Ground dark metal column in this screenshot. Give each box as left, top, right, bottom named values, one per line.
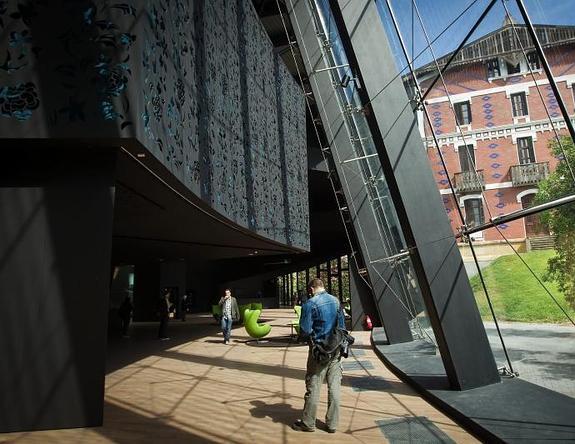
left=287, top=0, right=413, bottom=343
left=0, top=146, right=117, bottom=432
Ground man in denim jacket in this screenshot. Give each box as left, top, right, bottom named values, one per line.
left=293, top=278, right=345, bottom=434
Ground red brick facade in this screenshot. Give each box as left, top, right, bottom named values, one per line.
left=420, top=45, right=575, bottom=241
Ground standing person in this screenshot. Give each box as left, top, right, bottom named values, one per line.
left=118, top=294, right=133, bottom=338
left=181, top=293, right=188, bottom=322
left=218, top=288, right=239, bottom=344
left=293, top=278, right=345, bottom=434
left=157, top=288, right=172, bottom=341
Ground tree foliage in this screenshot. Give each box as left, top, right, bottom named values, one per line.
left=534, top=136, right=575, bottom=310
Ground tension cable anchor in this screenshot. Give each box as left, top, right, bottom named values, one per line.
left=498, top=366, right=519, bottom=378
left=410, top=90, right=426, bottom=111
left=370, top=249, right=412, bottom=266
left=456, top=225, right=470, bottom=241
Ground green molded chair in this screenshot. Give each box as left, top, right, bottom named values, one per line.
left=243, top=309, right=271, bottom=340
left=290, top=305, right=302, bottom=335
left=251, top=302, right=263, bottom=311
left=239, top=304, right=251, bottom=323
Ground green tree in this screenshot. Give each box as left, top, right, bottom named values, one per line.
left=534, top=136, right=575, bottom=310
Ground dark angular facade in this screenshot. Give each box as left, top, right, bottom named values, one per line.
left=0, top=0, right=308, bottom=433
left=0, top=0, right=309, bottom=249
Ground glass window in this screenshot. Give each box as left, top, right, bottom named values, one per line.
left=454, top=101, right=472, bottom=125
left=506, top=60, right=521, bottom=75
left=464, top=198, right=485, bottom=228
left=330, top=258, right=339, bottom=276
left=296, top=270, right=303, bottom=291
left=487, top=58, right=500, bottom=78
left=331, top=276, right=340, bottom=299
left=511, top=92, right=529, bottom=117
left=341, top=254, right=349, bottom=270
left=291, top=273, right=297, bottom=305
left=517, top=137, right=535, bottom=164
left=341, top=269, right=350, bottom=302
left=527, top=52, right=540, bottom=70
left=277, top=276, right=285, bottom=306
left=458, top=144, right=476, bottom=172
left=319, top=262, right=328, bottom=289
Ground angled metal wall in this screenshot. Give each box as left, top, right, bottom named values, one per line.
left=287, top=0, right=414, bottom=343
left=332, top=0, right=500, bottom=390
left=287, top=0, right=500, bottom=390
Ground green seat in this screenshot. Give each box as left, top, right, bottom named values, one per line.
left=243, top=309, right=271, bottom=339
left=290, top=305, right=302, bottom=335
left=239, top=304, right=251, bottom=323
left=212, top=304, right=222, bottom=322
left=251, top=302, right=263, bottom=311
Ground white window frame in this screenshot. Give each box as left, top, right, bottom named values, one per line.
left=453, top=99, right=473, bottom=131
left=506, top=87, right=531, bottom=123
left=515, top=136, right=538, bottom=164
left=460, top=195, right=485, bottom=240
left=516, top=188, right=539, bottom=203
left=511, top=130, right=537, bottom=144
left=488, top=56, right=543, bottom=82
left=456, top=142, right=477, bottom=173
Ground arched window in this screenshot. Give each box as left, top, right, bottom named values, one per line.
left=518, top=190, right=549, bottom=237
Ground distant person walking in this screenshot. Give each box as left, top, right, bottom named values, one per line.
left=218, top=288, right=239, bottom=344
left=157, top=288, right=173, bottom=340
left=181, top=293, right=188, bottom=322
left=293, top=278, right=345, bottom=434
left=118, top=295, right=133, bottom=338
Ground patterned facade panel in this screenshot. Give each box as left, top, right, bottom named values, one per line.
left=0, top=0, right=309, bottom=250
left=278, top=61, right=309, bottom=249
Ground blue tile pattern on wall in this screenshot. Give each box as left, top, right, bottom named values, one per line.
left=546, top=85, right=560, bottom=118
left=494, top=190, right=508, bottom=229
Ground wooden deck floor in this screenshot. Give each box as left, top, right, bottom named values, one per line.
left=1, top=309, right=476, bottom=443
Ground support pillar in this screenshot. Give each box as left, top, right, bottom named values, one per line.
left=0, top=146, right=117, bottom=432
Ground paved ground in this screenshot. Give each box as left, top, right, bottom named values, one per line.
left=1, top=310, right=475, bottom=443
left=484, top=321, right=575, bottom=398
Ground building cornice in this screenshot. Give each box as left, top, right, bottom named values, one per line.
left=423, top=117, right=575, bottom=148
left=425, top=73, right=575, bottom=104
left=415, top=23, right=575, bottom=75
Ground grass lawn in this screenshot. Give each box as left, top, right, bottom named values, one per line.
left=470, top=250, right=575, bottom=324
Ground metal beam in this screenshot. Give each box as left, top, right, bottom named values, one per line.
left=461, top=193, right=575, bottom=237
left=334, top=0, right=500, bottom=390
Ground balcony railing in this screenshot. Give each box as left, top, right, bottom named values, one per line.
left=454, top=170, right=485, bottom=192
left=510, top=162, right=550, bottom=186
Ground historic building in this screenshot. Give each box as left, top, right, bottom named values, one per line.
left=418, top=18, right=575, bottom=244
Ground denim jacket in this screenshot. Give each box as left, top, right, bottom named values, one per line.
left=300, top=291, right=345, bottom=342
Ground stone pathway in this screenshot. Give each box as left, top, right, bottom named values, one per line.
left=485, top=321, right=575, bottom=398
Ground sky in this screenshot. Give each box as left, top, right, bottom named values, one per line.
left=375, top=0, right=575, bottom=69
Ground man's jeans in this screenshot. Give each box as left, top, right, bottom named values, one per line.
left=221, top=316, right=232, bottom=341
left=302, top=350, right=342, bottom=430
